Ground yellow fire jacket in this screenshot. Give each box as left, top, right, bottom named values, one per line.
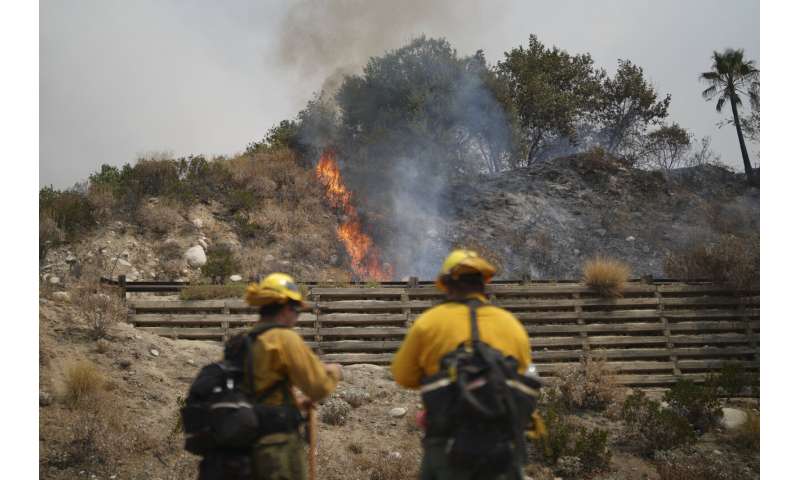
left=250, top=327, right=339, bottom=406
left=391, top=294, right=532, bottom=389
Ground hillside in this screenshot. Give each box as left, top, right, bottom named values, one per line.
left=40, top=150, right=758, bottom=286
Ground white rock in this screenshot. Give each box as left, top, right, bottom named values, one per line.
left=264, top=254, right=275, bottom=262
left=389, top=407, right=407, bottom=418
left=121, top=250, right=130, bottom=259
left=186, top=359, right=195, bottom=366
left=626, top=236, right=636, bottom=242
left=184, top=245, right=207, bottom=268
left=65, top=254, right=78, bottom=263
left=48, top=276, right=61, bottom=284
left=721, top=407, right=748, bottom=430
left=149, top=349, right=160, bottom=357
left=114, top=258, right=132, bottom=268
left=192, top=218, right=204, bottom=229
left=52, top=291, right=71, bottom=302
left=230, top=274, right=243, bottom=282
left=279, top=260, right=291, bottom=266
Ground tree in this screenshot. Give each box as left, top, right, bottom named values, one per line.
left=700, top=49, right=759, bottom=185
left=641, top=123, right=692, bottom=172
left=496, top=35, right=602, bottom=165
left=596, top=60, right=671, bottom=156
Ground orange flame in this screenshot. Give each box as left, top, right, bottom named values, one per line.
left=315, top=149, right=393, bottom=281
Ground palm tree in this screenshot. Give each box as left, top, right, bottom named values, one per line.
left=700, top=49, right=760, bottom=185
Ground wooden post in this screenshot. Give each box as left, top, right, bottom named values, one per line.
left=313, top=294, right=322, bottom=355
left=656, top=287, right=681, bottom=378
left=118, top=275, right=127, bottom=300
left=572, top=292, right=589, bottom=362
left=220, top=301, right=230, bottom=343
left=739, top=296, right=759, bottom=363
left=402, top=291, right=411, bottom=328
left=408, top=276, right=418, bottom=289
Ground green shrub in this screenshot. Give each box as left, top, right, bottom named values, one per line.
left=709, top=362, right=758, bottom=397
left=621, top=390, right=696, bottom=456
left=39, top=214, right=64, bottom=261
left=179, top=284, right=247, bottom=300
left=664, top=379, right=722, bottom=433
left=233, top=212, right=272, bottom=242
left=201, top=244, right=240, bottom=281
left=529, top=406, right=611, bottom=476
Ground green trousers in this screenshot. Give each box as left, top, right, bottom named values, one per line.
left=252, top=431, right=307, bottom=480
left=419, top=439, right=523, bottom=480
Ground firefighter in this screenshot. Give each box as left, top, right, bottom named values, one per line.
left=391, top=249, right=538, bottom=480
left=244, top=273, right=342, bottom=480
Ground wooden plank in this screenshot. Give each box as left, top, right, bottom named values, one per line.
left=662, top=309, right=758, bottom=319
left=317, top=327, right=408, bottom=338
left=533, top=346, right=759, bottom=362
left=319, top=353, right=394, bottom=364
left=573, top=292, right=588, bottom=360
left=310, top=287, right=407, bottom=297
left=318, top=340, right=401, bottom=352
left=668, top=320, right=755, bottom=332
left=129, top=314, right=315, bottom=327
left=613, top=373, right=710, bottom=386
left=313, top=294, right=322, bottom=355
left=129, top=299, right=226, bottom=310
left=669, top=333, right=757, bottom=345
left=656, top=287, right=681, bottom=376
left=137, top=326, right=316, bottom=339
left=677, top=359, right=759, bottom=370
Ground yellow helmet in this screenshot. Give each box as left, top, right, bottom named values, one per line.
left=435, top=249, right=496, bottom=291
left=245, top=273, right=307, bottom=308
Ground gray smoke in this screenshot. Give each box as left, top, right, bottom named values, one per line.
left=277, top=0, right=501, bottom=92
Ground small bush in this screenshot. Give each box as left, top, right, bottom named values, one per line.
left=63, top=360, right=106, bottom=407
left=709, top=362, right=757, bottom=397
left=529, top=406, right=611, bottom=475
left=664, top=234, right=759, bottom=290
left=731, top=409, right=759, bottom=453
left=201, top=244, right=240, bottom=281
left=70, top=282, right=127, bottom=339
left=39, top=186, right=96, bottom=240
left=39, top=214, right=65, bottom=262
left=664, top=379, right=722, bottom=433
left=135, top=201, right=185, bottom=235
left=156, top=238, right=183, bottom=261
left=179, top=284, right=247, bottom=300
left=547, top=358, right=620, bottom=412
left=339, top=388, right=371, bottom=408
left=319, top=398, right=351, bottom=426
left=582, top=257, right=630, bottom=298
left=621, top=390, right=696, bottom=456
left=654, top=449, right=740, bottom=480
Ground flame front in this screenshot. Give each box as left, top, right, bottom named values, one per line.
left=315, top=149, right=393, bottom=281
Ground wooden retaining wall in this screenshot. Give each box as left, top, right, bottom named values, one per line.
left=128, top=282, right=759, bottom=387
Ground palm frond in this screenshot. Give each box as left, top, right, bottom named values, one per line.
left=701, top=84, right=719, bottom=100
left=715, top=96, right=727, bottom=112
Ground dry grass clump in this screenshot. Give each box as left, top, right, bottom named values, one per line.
left=582, top=257, right=630, bottom=298
left=87, top=183, right=115, bottom=222
left=62, top=360, right=106, bottom=407
left=70, top=281, right=128, bottom=339
left=547, top=358, right=621, bottom=412
left=664, top=234, right=759, bottom=290
left=156, top=238, right=183, bottom=261
left=529, top=405, right=612, bottom=476
left=621, top=390, right=696, bottom=456
left=135, top=201, right=185, bottom=235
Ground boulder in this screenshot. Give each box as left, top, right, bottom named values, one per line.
left=184, top=245, right=207, bottom=268
left=721, top=407, right=748, bottom=430
left=48, top=276, right=60, bottom=285
left=149, top=348, right=160, bottom=357
left=192, top=218, right=204, bottom=229
left=230, top=274, right=243, bottom=282
left=198, top=238, right=209, bottom=249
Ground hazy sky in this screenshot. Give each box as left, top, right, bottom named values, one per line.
left=40, top=0, right=760, bottom=188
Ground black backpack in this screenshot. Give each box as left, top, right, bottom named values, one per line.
left=181, top=323, right=304, bottom=456
left=420, top=299, right=542, bottom=474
